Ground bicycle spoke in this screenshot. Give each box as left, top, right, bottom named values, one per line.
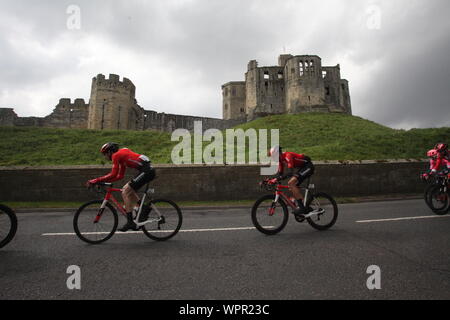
left=74, top=201, right=118, bottom=244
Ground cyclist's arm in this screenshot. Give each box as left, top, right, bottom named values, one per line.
left=430, top=157, right=442, bottom=173
left=90, top=160, right=124, bottom=183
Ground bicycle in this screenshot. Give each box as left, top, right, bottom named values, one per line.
left=73, top=182, right=183, bottom=244
left=251, top=178, right=338, bottom=235
left=423, top=171, right=449, bottom=215
left=0, top=204, right=18, bottom=249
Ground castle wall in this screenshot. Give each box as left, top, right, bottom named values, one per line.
left=245, top=65, right=285, bottom=120
left=0, top=108, right=17, bottom=126
left=285, top=55, right=326, bottom=113
left=222, top=82, right=246, bottom=120
left=340, top=80, right=352, bottom=114
left=42, top=98, right=89, bottom=129
left=245, top=60, right=259, bottom=114
left=143, top=110, right=244, bottom=133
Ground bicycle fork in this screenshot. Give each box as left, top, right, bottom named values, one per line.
left=93, top=199, right=109, bottom=223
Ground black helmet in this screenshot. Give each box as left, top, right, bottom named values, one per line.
left=100, top=142, right=119, bottom=154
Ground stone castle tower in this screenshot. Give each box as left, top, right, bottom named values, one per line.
left=88, top=74, right=143, bottom=130
left=222, top=54, right=352, bottom=121
left=0, top=73, right=243, bottom=132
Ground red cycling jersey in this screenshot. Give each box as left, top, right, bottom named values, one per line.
left=430, top=152, right=450, bottom=172
left=278, top=152, right=311, bottom=174
left=91, top=148, right=150, bottom=184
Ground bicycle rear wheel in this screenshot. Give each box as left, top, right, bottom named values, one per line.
left=306, top=192, right=338, bottom=230
left=0, top=204, right=17, bottom=249
left=426, top=185, right=449, bottom=215
left=73, top=200, right=118, bottom=244
left=251, top=195, right=289, bottom=235
left=142, top=199, right=182, bottom=241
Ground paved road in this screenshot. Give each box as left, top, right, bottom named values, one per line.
left=1, top=199, right=449, bottom=300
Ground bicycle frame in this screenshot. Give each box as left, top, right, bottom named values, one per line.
left=268, top=178, right=324, bottom=218
left=95, top=184, right=163, bottom=228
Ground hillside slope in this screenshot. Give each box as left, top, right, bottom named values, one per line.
left=1, top=113, right=449, bottom=166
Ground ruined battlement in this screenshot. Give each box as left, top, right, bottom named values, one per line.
left=92, top=74, right=136, bottom=91
left=1, top=53, right=352, bottom=133
left=224, top=53, right=352, bottom=120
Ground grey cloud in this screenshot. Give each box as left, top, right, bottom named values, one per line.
left=0, top=0, right=449, bottom=128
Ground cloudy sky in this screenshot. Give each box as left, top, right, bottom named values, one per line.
left=0, top=0, right=449, bottom=129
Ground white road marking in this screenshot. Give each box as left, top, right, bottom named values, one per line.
left=42, top=226, right=272, bottom=237
left=356, top=215, right=450, bottom=223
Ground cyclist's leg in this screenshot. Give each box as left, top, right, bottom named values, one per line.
left=126, top=167, right=156, bottom=209
left=288, top=176, right=303, bottom=204
left=293, top=163, right=315, bottom=211
left=122, top=183, right=140, bottom=213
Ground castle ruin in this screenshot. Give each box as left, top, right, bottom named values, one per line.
left=0, top=53, right=351, bottom=132
left=222, top=54, right=351, bottom=121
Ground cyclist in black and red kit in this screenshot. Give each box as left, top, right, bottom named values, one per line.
left=266, top=145, right=315, bottom=217
left=422, top=143, right=450, bottom=180
left=87, top=143, right=156, bottom=231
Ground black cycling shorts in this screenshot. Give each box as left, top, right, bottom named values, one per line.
left=293, top=162, right=315, bottom=186
left=129, top=165, right=156, bottom=191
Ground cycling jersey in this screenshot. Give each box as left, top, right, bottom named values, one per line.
left=430, top=151, right=450, bottom=173
left=277, top=152, right=311, bottom=174
left=92, top=148, right=151, bottom=183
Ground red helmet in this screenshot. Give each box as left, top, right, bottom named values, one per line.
left=427, top=149, right=438, bottom=158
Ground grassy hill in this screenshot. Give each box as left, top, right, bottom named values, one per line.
left=1, top=113, right=449, bottom=166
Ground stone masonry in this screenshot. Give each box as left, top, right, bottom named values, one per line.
left=0, top=74, right=243, bottom=133
left=222, top=54, right=352, bottom=121
left=0, top=53, right=352, bottom=132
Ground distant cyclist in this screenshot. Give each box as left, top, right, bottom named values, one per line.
left=422, top=143, right=450, bottom=180
left=87, top=143, right=156, bottom=231
left=266, top=145, right=315, bottom=217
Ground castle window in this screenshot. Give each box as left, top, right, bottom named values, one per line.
left=310, top=61, right=315, bottom=76
left=325, top=87, right=330, bottom=95
left=232, top=88, right=236, bottom=96
left=240, top=108, right=245, bottom=113
left=299, top=62, right=304, bottom=76
left=264, top=71, right=270, bottom=80
left=322, top=71, right=327, bottom=78
left=277, top=71, right=283, bottom=79
left=291, top=68, right=295, bottom=76
left=342, top=84, right=346, bottom=91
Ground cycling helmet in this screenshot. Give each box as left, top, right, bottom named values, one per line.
left=268, top=145, right=283, bottom=157
left=435, top=143, right=448, bottom=153
left=427, top=149, right=438, bottom=158
left=100, top=142, right=119, bottom=154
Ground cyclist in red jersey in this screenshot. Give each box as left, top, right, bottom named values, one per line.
left=87, top=143, right=156, bottom=231
left=422, top=143, right=450, bottom=180
left=267, top=145, right=315, bottom=217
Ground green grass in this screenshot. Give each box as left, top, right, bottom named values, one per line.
left=234, top=113, right=450, bottom=161
left=1, top=113, right=449, bottom=166
left=0, top=127, right=176, bottom=166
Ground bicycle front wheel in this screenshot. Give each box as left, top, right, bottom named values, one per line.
left=142, top=199, right=183, bottom=241
left=306, top=192, right=338, bottom=230
left=0, top=204, right=18, bottom=249
left=73, top=200, right=118, bottom=244
left=251, top=195, right=289, bottom=235
left=426, top=185, right=449, bottom=215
